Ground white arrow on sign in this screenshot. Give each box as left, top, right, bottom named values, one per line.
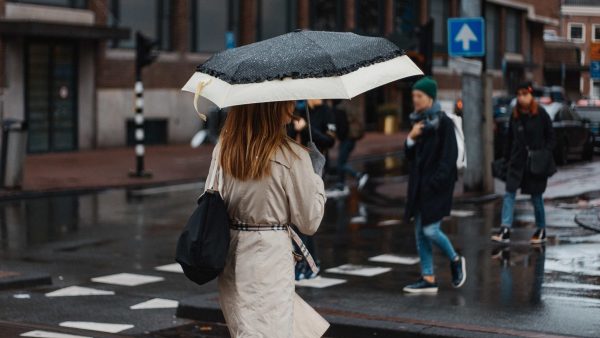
left=455, top=23, right=477, bottom=50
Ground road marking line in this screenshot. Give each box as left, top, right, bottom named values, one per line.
left=59, top=322, right=133, bottom=333
left=91, top=273, right=164, bottom=286
left=45, top=286, right=114, bottom=297
left=154, top=263, right=184, bottom=273
left=130, top=298, right=179, bottom=309
left=296, top=277, right=346, bottom=288
left=20, top=331, right=91, bottom=338
left=369, top=254, right=420, bottom=265
left=325, top=264, right=391, bottom=277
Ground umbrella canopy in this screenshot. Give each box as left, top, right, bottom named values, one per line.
left=182, top=30, right=423, bottom=109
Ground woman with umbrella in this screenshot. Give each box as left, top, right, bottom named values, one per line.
left=182, top=30, right=422, bottom=337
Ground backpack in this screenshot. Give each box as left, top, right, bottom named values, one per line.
left=445, top=112, right=467, bottom=170
left=175, top=164, right=230, bottom=286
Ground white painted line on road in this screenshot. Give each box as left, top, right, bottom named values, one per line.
left=377, top=219, right=402, bottom=226
left=325, top=264, right=391, bottom=277
left=130, top=298, right=179, bottom=309
left=59, top=322, right=133, bottom=333
left=450, top=210, right=476, bottom=217
left=350, top=216, right=367, bottom=224
left=13, top=293, right=30, bottom=299
left=91, top=273, right=164, bottom=286
left=369, top=254, right=420, bottom=265
left=21, top=330, right=91, bottom=338
left=295, top=277, right=346, bottom=288
left=543, top=282, right=600, bottom=291
left=45, top=286, right=115, bottom=297
left=129, top=182, right=204, bottom=196
left=155, top=263, right=184, bottom=273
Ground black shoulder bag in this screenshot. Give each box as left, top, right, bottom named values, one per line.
left=519, top=117, right=557, bottom=177
left=175, top=160, right=230, bottom=285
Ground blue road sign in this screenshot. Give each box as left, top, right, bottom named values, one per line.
left=592, top=61, right=600, bottom=80
left=448, top=17, right=485, bottom=57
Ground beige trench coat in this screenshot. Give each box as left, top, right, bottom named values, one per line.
left=205, top=141, right=329, bottom=338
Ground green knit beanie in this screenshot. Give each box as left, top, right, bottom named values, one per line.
left=412, top=76, right=437, bottom=100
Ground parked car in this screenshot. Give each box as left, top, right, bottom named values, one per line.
left=551, top=106, right=594, bottom=164
left=493, top=87, right=594, bottom=164
left=574, top=105, right=600, bottom=155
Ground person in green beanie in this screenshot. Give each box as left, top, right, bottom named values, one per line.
left=402, top=76, right=467, bottom=294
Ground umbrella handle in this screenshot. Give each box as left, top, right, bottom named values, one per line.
left=304, top=102, right=313, bottom=144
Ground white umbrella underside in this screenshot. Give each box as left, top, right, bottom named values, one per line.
left=182, top=55, right=423, bottom=109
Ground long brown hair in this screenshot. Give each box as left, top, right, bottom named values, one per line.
left=219, top=101, right=297, bottom=181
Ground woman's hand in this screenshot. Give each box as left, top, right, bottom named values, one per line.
left=294, top=118, right=307, bottom=131
left=408, top=121, right=425, bottom=139
left=307, top=142, right=326, bottom=176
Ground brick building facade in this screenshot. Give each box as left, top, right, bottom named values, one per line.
left=0, top=0, right=560, bottom=153
left=555, top=0, right=600, bottom=98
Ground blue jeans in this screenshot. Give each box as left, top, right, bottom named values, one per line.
left=337, top=139, right=359, bottom=183
left=501, top=192, right=546, bottom=228
left=415, top=214, right=458, bottom=276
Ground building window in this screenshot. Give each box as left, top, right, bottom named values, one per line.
left=593, top=24, right=600, bottom=42
left=257, top=0, right=296, bottom=40
left=568, top=23, right=585, bottom=42
left=7, top=0, right=87, bottom=8
left=392, top=0, right=419, bottom=36
left=310, top=0, right=344, bottom=31
left=190, top=0, right=238, bottom=52
left=504, top=8, right=521, bottom=53
left=485, top=4, right=500, bottom=69
left=108, top=0, right=171, bottom=50
left=428, top=0, right=449, bottom=66
left=355, top=0, right=383, bottom=36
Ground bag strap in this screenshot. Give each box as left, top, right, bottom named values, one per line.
left=207, top=148, right=224, bottom=192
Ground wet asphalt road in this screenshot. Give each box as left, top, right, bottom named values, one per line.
left=0, top=153, right=599, bottom=337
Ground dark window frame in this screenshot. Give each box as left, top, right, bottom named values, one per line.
left=190, top=0, right=238, bottom=53
left=354, top=0, right=385, bottom=36
left=256, top=0, right=296, bottom=41
left=108, top=0, right=172, bottom=51
left=309, top=0, right=345, bottom=31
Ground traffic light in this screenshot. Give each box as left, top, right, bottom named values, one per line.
left=135, top=32, right=158, bottom=77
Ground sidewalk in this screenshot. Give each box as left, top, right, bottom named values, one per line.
left=0, top=131, right=407, bottom=200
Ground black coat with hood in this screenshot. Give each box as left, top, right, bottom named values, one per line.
left=404, top=104, right=458, bottom=226
left=504, top=104, right=556, bottom=195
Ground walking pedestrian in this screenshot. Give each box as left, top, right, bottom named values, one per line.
left=491, top=82, right=556, bottom=245
left=402, top=77, right=467, bottom=294
left=287, top=99, right=336, bottom=280
left=333, top=99, right=369, bottom=192
left=207, top=101, right=329, bottom=337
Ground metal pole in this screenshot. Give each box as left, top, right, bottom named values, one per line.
left=461, top=0, right=485, bottom=192
left=304, top=102, right=313, bottom=144
left=129, top=67, right=152, bottom=178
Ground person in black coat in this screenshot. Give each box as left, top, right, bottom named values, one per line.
left=287, top=99, right=336, bottom=281
left=491, top=82, right=556, bottom=245
left=402, top=77, right=466, bottom=294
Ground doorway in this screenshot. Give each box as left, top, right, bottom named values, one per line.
left=25, top=41, right=78, bottom=153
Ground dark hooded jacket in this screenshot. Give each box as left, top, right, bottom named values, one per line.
left=404, top=103, right=458, bottom=225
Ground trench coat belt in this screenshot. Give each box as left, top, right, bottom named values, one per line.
left=230, top=221, right=318, bottom=274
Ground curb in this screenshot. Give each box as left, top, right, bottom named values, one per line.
left=574, top=209, right=600, bottom=233
left=176, top=294, right=573, bottom=338
left=0, top=271, right=52, bottom=290
left=0, top=177, right=203, bottom=202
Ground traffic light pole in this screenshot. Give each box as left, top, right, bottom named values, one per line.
left=460, top=0, right=486, bottom=192
left=130, top=67, right=151, bottom=178
left=129, top=32, right=157, bottom=178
